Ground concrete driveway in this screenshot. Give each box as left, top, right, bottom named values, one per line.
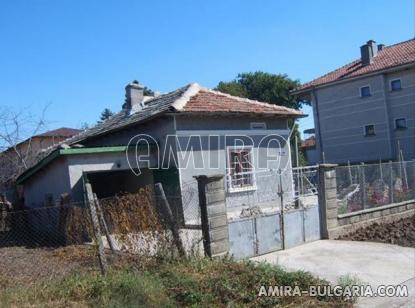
left=251, top=240, right=415, bottom=307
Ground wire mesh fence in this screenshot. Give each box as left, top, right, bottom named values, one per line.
left=0, top=202, right=93, bottom=247
left=336, top=161, right=415, bottom=214
left=0, top=185, right=203, bottom=259
left=292, top=166, right=319, bottom=208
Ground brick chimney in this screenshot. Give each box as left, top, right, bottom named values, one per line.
left=125, top=81, right=144, bottom=111
left=360, top=40, right=377, bottom=66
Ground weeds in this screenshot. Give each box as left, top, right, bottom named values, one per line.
left=0, top=257, right=350, bottom=307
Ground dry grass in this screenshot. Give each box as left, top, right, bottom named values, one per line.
left=0, top=255, right=351, bottom=307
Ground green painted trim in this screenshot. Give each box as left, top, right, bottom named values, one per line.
left=16, top=145, right=155, bottom=184
left=60, top=146, right=129, bottom=155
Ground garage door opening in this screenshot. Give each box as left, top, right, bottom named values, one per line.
left=86, top=168, right=154, bottom=199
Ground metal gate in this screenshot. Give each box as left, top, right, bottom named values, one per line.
left=227, top=166, right=320, bottom=259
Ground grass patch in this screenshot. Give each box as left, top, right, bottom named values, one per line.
left=1, top=269, right=173, bottom=307
left=1, top=257, right=350, bottom=307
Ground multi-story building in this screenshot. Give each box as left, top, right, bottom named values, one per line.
left=294, top=39, right=415, bottom=164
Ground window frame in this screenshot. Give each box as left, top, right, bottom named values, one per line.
left=250, top=122, right=267, bottom=130
left=363, top=124, right=376, bottom=137
left=390, top=79, right=402, bottom=91
left=359, top=85, right=371, bottom=98
left=394, top=117, right=407, bottom=130
left=226, top=145, right=257, bottom=193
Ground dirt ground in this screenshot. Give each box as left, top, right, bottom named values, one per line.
left=0, top=245, right=102, bottom=287
left=338, top=215, right=415, bottom=247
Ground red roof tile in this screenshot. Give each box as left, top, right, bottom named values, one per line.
left=182, top=89, right=303, bottom=117
left=301, top=136, right=316, bottom=148
left=297, top=39, right=415, bottom=92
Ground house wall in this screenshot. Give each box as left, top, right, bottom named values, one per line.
left=0, top=136, right=71, bottom=202
left=386, top=69, right=415, bottom=160
left=312, top=66, right=415, bottom=164
left=174, top=115, right=293, bottom=225
left=23, top=157, right=71, bottom=208
left=83, top=115, right=178, bottom=167
left=67, top=151, right=158, bottom=202
left=21, top=115, right=295, bottom=220
left=305, top=147, right=319, bottom=166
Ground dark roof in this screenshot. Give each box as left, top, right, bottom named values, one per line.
left=65, top=84, right=191, bottom=145
left=296, top=39, right=415, bottom=93
left=36, top=127, right=82, bottom=138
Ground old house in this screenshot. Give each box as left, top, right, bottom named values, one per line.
left=0, top=127, right=81, bottom=202
left=16, top=82, right=302, bottom=226
left=294, top=39, right=415, bottom=164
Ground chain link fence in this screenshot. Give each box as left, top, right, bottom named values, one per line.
left=336, top=161, right=415, bottom=214
left=0, top=185, right=203, bottom=260
left=0, top=201, right=94, bottom=247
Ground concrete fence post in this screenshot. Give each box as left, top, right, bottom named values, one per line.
left=194, top=174, right=229, bottom=257
left=318, top=164, right=338, bottom=239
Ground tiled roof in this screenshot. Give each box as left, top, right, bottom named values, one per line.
left=66, top=83, right=302, bottom=145
left=36, top=127, right=82, bottom=138
left=183, top=89, right=302, bottom=116
left=297, top=39, right=415, bottom=92
left=301, top=136, right=316, bottom=148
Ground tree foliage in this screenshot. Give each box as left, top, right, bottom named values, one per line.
left=99, top=108, right=114, bottom=123
left=216, top=71, right=309, bottom=166
left=216, top=71, right=308, bottom=110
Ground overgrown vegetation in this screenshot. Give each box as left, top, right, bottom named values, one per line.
left=0, top=255, right=350, bottom=307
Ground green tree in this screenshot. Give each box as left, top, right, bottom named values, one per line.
left=290, top=123, right=308, bottom=167
left=216, top=71, right=308, bottom=110
left=216, top=71, right=309, bottom=166
left=98, top=108, right=114, bottom=123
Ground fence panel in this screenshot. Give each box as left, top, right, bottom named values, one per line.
left=336, top=161, right=415, bottom=214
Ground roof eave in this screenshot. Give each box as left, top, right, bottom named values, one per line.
left=16, top=145, right=157, bottom=185
left=172, top=111, right=305, bottom=118
left=292, top=61, right=415, bottom=95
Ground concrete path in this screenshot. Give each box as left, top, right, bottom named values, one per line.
left=251, top=240, right=415, bottom=307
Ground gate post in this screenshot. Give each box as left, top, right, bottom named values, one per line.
left=194, top=174, right=229, bottom=257
left=318, top=164, right=338, bottom=239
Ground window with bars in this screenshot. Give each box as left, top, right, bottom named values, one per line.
left=227, top=147, right=255, bottom=190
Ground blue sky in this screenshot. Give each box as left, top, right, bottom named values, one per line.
left=0, top=0, right=413, bottom=138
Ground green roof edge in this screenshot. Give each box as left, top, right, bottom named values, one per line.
left=16, top=145, right=152, bottom=184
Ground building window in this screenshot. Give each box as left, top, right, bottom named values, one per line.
left=364, top=125, right=376, bottom=136
left=395, top=118, right=407, bottom=130
left=250, top=122, right=267, bottom=130
left=390, top=79, right=402, bottom=91
left=227, top=147, right=255, bottom=190
left=360, top=86, right=371, bottom=97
